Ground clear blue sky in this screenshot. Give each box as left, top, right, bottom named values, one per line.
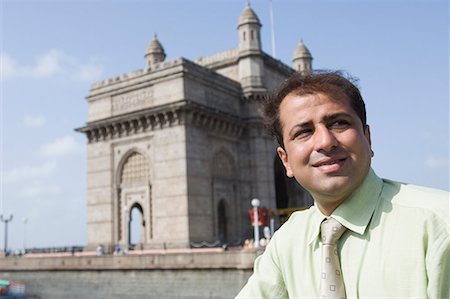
left=1, top=0, right=448, bottom=250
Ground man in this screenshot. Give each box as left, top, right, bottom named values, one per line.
left=236, top=72, right=449, bottom=298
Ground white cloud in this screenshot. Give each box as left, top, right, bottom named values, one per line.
left=23, top=114, right=46, bottom=127
left=1, top=50, right=103, bottom=82
left=20, top=181, right=63, bottom=198
left=76, top=64, right=104, bottom=82
left=1, top=53, right=17, bottom=80
left=1, top=50, right=63, bottom=79
left=2, top=161, right=57, bottom=184
left=29, top=50, right=63, bottom=78
left=39, top=135, right=83, bottom=157
left=424, top=155, right=449, bottom=169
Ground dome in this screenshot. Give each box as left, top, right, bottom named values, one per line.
left=145, top=34, right=166, bottom=66
left=146, top=34, right=165, bottom=56
left=293, top=40, right=312, bottom=60
left=238, top=3, right=261, bottom=27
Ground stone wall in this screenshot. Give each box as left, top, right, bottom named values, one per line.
left=0, top=249, right=258, bottom=299
left=1, top=269, right=252, bottom=299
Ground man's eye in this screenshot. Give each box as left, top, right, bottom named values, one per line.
left=331, top=120, right=350, bottom=128
left=293, top=129, right=312, bottom=139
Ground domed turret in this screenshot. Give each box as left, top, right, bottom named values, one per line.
left=145, top=34, right=166, bottom=68
left=237, top=2, right=262, bottom=52
left=236, top=2, right=266, bottom=97
left=292, top=40, right=313, bottom=74
left=238, top=2, right=261, bottom=26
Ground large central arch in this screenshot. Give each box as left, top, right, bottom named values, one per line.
left=273, top=155, right=314, bottom=210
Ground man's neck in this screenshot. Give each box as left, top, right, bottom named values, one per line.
left=314, top=198, right=346, bottom=216
left=312, top=169, right=375, bottom=216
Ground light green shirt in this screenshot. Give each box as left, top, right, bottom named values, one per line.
left=236, top=169, right=449, bottom=299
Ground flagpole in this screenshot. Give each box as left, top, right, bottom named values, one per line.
left=269, top=0, right=277, bottom=58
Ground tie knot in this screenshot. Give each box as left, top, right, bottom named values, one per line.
left=321, top=217, right=346, bottom=245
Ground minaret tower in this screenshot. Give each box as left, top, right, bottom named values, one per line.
left=237, top=2, right=262, bottom=52
left=144, top=34, right=166, bottom=68
left=292, top=40, right=313, bottom=74
left=237, top=2, right=266, bottom=96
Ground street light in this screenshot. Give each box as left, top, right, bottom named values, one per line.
left=251, top=198, right=260, bottom=248
left=22, top=217, right=28, bottom=253
left=0, top=214, right=13, bottom=256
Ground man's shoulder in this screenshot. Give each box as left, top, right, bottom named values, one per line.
left=274, top=206, right=316, bottom=234
left=269, top=206, right=318, bottom=251
left=381, top=178, right=449, bottom=222
left=285, top=206, right=316, bottom=223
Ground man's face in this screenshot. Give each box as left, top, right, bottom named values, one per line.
left=277, top=92, right=372, bottom=212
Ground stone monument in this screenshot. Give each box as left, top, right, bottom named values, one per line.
left=76, top=3, right=314, bottom=251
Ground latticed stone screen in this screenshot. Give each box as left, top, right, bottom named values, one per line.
left=213, top=152, right=235, bottom=178
left=120, top=152, right=150, bottom=184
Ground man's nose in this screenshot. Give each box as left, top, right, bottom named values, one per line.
left=313, top=126, right=338, bottom=152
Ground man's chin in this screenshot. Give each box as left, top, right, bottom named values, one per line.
left=309, top=176, right=353, bottom=197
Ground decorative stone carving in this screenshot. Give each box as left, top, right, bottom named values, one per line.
left=112, top=87, right=154, bottom=115
left=120, top=152, right=150, bottom=185
left=77, top=101, right=244, bottom=143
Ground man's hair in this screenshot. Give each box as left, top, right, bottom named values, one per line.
left=263, top=71, right=367, bottom=148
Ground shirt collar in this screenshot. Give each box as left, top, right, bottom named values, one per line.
left=332, top=168, right=383, bottom=235
left=307, top=205, right=326, bottom=246
left=308, top=168, right=383, bottom=245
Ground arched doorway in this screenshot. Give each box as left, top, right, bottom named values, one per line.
left=273, top=154, right=314, bottom=210
left=129, top=203, right=144, bottom=246
left=212, top=149, right=236, bottom=242
left=217, top=200, right=227, bottom=243
left=117, top=151, right=151, bottom=248
left=274, top=155, right=289, bottom=209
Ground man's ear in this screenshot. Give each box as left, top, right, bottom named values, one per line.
left=277, top=146, right=294, bottom=178
left=364, top=125, right=374, bottom=157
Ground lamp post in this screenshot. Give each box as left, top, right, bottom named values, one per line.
left=251, top=198, right=260, bottom=248
left=22, top=217, right=28, bottom=253
left=0, top=214, right=13, bottom=256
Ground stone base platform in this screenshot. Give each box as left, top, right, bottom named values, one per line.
left=0, top=248, right=260, bottom=299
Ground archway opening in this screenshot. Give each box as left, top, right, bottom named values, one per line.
left=273, top=155, right=314, bottom=213
left=274, top=155, right=289, bottom=209
left=212, top=149, right=235, bottom=242
left=118, top=151, right=150, bottom=246
left=129, top=204, right=144, bottom=246
left=217, top=200, right=227, bottom=243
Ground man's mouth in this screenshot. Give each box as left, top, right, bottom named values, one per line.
left=313, top=157, right=347, bottom=168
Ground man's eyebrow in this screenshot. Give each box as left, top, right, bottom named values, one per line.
left=323, top=112, right=353, bottom=122
left=286, top=112, right=354, bottom=136
left=287, top=121, right=311, bottom=137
